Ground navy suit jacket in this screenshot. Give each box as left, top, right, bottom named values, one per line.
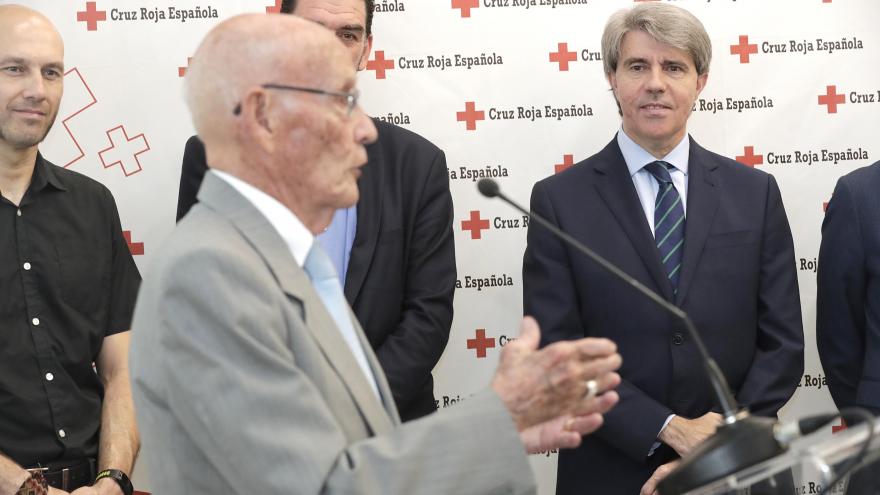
left=817, top=161, right=880, bottom=414
left=176, top=120, right=456, bottom=421
left=523, top=136, right=804, bottom=494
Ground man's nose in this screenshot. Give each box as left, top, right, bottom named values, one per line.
left=353, top=106, right=378, bottom=145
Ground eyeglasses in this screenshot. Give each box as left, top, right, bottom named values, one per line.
left=233, top=83, right=359, bottom=117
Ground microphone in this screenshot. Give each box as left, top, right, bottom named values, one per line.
left=477, top=178, right=786, bottom=494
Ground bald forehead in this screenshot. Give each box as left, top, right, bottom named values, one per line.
left=0, top=4, right=62, bottom=36
left=199, top=14, right=346, bottom=81
left=0, top=5, right=64, bottom=64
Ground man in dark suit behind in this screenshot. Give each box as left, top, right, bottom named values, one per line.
left=817, top=161, right=880, bottom=494
left=176, top=0, right=454, bottom=422
left=817, top=161, right=880, bottom=415
left=522, top=4, right=804, bottom=493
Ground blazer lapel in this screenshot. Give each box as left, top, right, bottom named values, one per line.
left=592, top=139, right=674, bottom=301
left=198, top=172, right=394, bottom=435
left=353, top=315, right=401, bottom=425
left=674, top=138, right=720, bottom=306
left=198, top=173, right=311, bottom=303
left=344, top=126, right=384, bottom=305
left=298, top=292, right=395, bottom=435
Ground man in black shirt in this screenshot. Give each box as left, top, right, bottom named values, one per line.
left=0, top=5, right=141, bottom=495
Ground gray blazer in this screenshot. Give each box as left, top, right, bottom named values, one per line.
left=130, top=172, right=534, bottom=494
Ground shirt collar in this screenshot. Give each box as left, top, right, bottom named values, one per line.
left=617, top=128, right=690, bottom=177
left=29, top=152, right=68, bottom=193
left=212, top=170, right=313, bottom=267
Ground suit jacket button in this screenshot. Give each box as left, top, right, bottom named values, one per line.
left=672, top=333, right=684, bottom=345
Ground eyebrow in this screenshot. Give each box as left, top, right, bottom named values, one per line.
left=621, top=57, right=649, bottom=66
left=337, top=24, right=365, bottom=33
left=622, top=57, right=688, bottom=67
left=0, top=56, right=64, bottom=71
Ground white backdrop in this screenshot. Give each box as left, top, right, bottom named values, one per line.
left=11, top=0, right=880, bottom=493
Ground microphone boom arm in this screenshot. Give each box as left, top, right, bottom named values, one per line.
left=492, top=184, right=739, bottom=422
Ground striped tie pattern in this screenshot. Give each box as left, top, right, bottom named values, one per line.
left=644, top=161, right=685, bottom=291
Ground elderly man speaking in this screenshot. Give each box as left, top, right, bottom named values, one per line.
left=129, top=13, right=622, bottom=495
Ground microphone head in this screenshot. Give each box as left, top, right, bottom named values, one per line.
left=477, top=179, right=500, bottom=198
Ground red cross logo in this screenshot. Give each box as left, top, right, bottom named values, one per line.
left=123, top=231, right=145, bottom=256
left=549, top=43, right=578, bottom=71
left=456, top=101, right=485, bottom=131
left=818, top=85, right=846, bottom=114
left=467, top=329, right=496, bottom=358
left=730, top=35, right=758, bottom=64
left=178, top=57, right=193, bottom=78
left=366, top=51, right=395, bottom=80
left=77, top=2, right=107, bottom=31
left=831, top=418, right=847, bottom=434
left=266, top=0, right=283, bottom=12
left=555, top=154, right=574, bottom=174
left=98, top=125, right=150, bottom=177
left=461, top=210, right=490, bottom=239
left=58, top=68, right=98, bottom=169
left=452, top=0, right=479, bottom=18
left=735, top=146, right=763, bottom=168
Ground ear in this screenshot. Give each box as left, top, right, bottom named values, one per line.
left=238, top=88, right=275, bottom=153
left=357, top=34, right=374, bottom=72
left=695, top=71, right=708, bottom=96
left=606, top=71, right=618, bottom=97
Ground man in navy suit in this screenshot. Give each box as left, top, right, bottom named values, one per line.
left=818, top=162, right=880, bottom=414
left=817, top=161, right=880, bottom=495
left=522, top=4, right=804, bottom=493
left=176, top=0, right=455, bottom=422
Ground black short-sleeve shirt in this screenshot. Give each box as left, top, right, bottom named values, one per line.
left=0, top=154, right=141, bottom=466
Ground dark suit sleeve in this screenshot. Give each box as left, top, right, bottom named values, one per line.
left=176, top=136, right=208, bottom=222
left=373, top=150, right=455, bottom=413
left=817, top=177, right=866, bottom=410
left=733, top=175, right=804, bottom=416
left=523, top=180, right=672, bottom=462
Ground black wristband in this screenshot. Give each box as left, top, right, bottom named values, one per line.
left=95, top=469, right=133, bottom=495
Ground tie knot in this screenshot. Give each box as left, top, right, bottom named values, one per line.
left=644, top=161, right=674, bottom=185
left=303, top=243, right=338, bottom=282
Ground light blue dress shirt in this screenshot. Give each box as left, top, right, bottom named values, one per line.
left=317, top=205, right=357, bottom=286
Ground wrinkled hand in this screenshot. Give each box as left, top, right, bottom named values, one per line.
left=491, top=316, right=621, bottom=432
left=71, top=478, right=122, bottom=495
left=521, top=388, right=619, bottom=453
left=659, top=412, right=722, bottom=456
left=48, top=487, right=71, bottom=495
left=640, top=460, right=681, bottom=495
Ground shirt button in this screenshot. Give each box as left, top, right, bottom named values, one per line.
left=45, top=372, right=54, bottom=381
left=32, top=317, right=40, bottom=326
left=58, top=429, right=66, bottom=438
left=23, top=262, right=32, bottom=270
left=16, top=209, right=21, bottom=217
left=672, top=332, right=684, bottom=345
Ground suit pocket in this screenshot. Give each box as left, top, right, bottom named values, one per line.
left=705, top=230, right=755, bottom=249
